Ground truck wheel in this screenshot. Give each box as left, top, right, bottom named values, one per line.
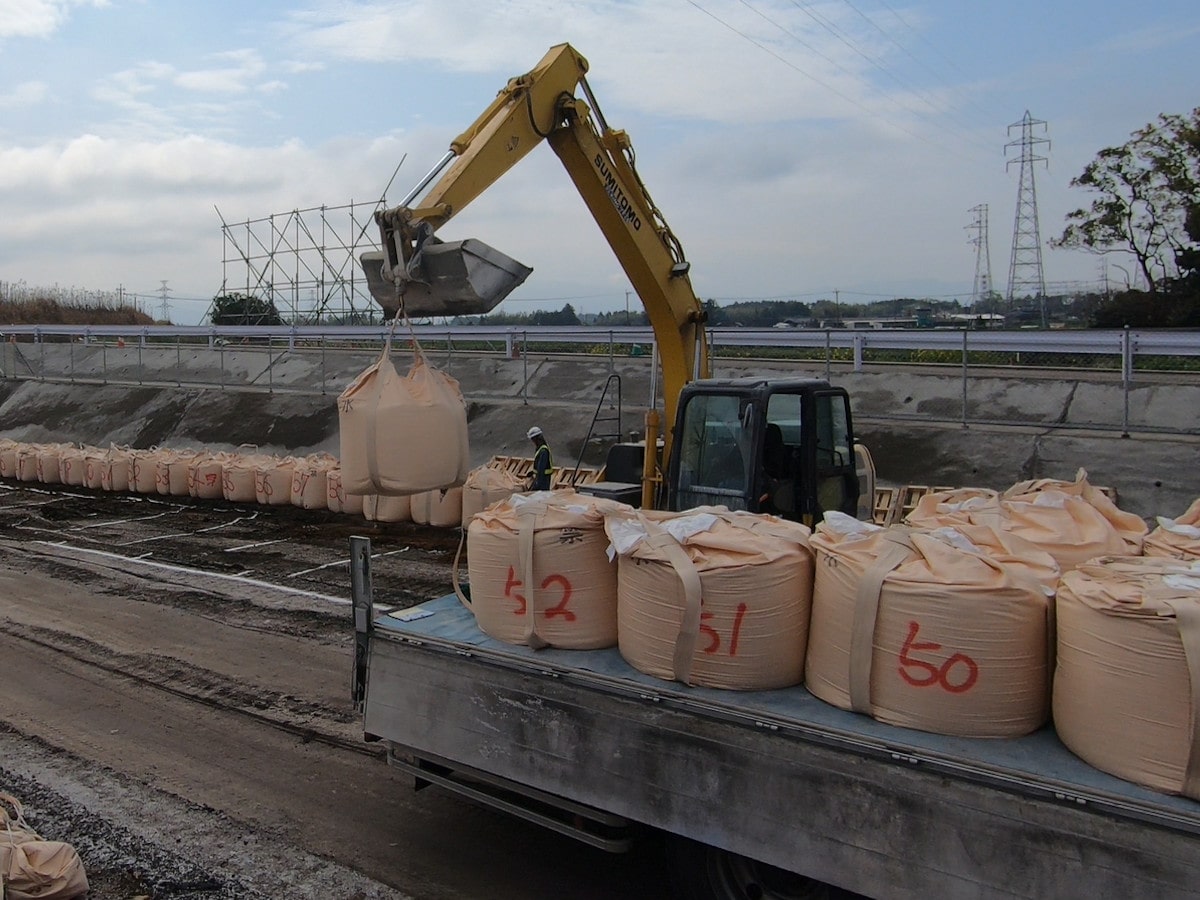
left=665, top=837, right=831, bottom=900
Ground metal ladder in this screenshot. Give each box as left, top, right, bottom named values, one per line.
left=569, top=374, right=622, bottom=486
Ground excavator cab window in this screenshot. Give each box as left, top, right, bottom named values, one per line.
left=813, top=391, right=857, bottom=518
left=673, top=393, right=752, bottom=511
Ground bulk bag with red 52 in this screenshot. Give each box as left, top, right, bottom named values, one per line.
left=805, top=513, right=1059, bottom=738
left=462, top=490, right=620, bottom=649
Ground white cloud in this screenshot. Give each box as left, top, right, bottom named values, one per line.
left=0, top=80, right=49, bottom=109
left=283, top=0, right=911, bottom=126
left=0, top=0, right=108, bottom=39
left=173, top=49, right=268, bottom=95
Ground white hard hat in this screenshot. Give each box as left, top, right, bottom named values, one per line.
left=527, top=426, right=543, bottom=439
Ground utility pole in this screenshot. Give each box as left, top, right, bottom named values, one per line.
left=1005, top=111, right=1050, bottom=327
left=966, top=204, right=993, bottom=312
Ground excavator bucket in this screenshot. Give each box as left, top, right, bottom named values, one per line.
left=360, top=238, right=533, bottom=319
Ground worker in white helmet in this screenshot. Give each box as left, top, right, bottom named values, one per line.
left=526, top=426, right=553, bottom=491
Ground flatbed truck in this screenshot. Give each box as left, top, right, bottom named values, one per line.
left=350, top=542, right=1200, bottom=900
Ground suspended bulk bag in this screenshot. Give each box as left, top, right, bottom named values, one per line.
left=461, top=465, right=526, bottom=526
left=100, top=446, right=132, bottom=493
left=363, top=493, right=411, bottom=523
left=1145, top=498, right=1200, bottom=561
left=1054, top=556, right=1200, bottom=799
left=222, top=455, right=261, bottom=503
left=58, top=446, right=88, bottom=486
left=608, top=508, right=815, bottom=689
left=413, top=487, right=463, bottom=528
left=37, top=445, right=64, bottom=484
left=188, top=453, right=225, bottom=500
left=465, top=491, right=619, bottom=649
left=0, top=440, right=18, bottom=478
left=255, top=457, right=295, bottom=506
left=805, top=513, right=1058, bottom=738
left=337, top=341, right=469, bottom=496
left=129, top=449, right=160, bottom=493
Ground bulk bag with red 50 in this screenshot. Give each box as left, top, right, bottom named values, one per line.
left=462, top=490, right=621, bottom=649
left=607, top=508, right=815, bottom=691
left=805, top=513, right=1059, bottom=738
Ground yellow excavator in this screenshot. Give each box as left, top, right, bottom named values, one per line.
left=361, top=43, right=869, bottom=525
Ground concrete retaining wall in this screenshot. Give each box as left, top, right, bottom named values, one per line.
left=1, top=343, right=1196, bottom=521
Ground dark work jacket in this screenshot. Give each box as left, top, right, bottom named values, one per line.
left=531, top=443, right=553, bottom=491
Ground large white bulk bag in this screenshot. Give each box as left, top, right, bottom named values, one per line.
left=998, top=468, right=1147, bottom=566
left=326, top=468, right=365, bottom=516
left=608, top=508, right=815, bottom=689
left=58, top=446, right=88, bottom=486
left=1054, top=556, right=1200, bottom=800
left=83, top=449, right=107, bottom=490
left=255, top=457, right=295, bottom=506
left=905, top=488, right=1002, bottom=529
left=158, top=450, right=195, bottom=496
left=466, top=491, right=619, bottom=649
left=37, top=445, right=64, bottom=484
left=16, top=445, right=41, bottom=482
left=805, top=513, right=1059, bottom=738
left=129, top=449, right=160, bottom=493
left=100, top=446, right=132, bottom=493
left=337, top=343, right=469, bottom=496
left=291, top=454, right=335, bottom=510
left=188, top=453, right=225, bottom=500
left=0, top=440, right=19, bottom=479
left=222, top=455, right=261, bottom=503
left=412, top=487, right=463, bottom=528
left=1145, top=499, right=1200, bottom=561
left=461, top=465, right=526, bottom=526
left=363, top=493, right=411, bottom=523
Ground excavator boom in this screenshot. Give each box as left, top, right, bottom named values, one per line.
left=362, top=43, right=709, bottom=470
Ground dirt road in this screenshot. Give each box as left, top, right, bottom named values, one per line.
left=0, top=481, right=670, bottom=898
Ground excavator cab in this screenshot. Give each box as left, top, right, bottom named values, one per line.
left=666, top=379, right=860, bottom=526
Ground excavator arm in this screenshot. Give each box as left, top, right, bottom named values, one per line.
left=364, top=43, right=710, bottom=486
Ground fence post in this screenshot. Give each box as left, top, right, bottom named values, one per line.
left=961, top=329, right=969, bottom=428
left=1121, top=326, right=1132, bottom=438
left=320, top=336, right=327, bottom=395
left=522, top=331, right=528, bottom=405
left=824, top=330, right=832, bottom=382
left=852, top=334, right=864, bottom=372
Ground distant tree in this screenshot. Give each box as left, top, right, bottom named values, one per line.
left=210, top=293, right=283, bottom=326
left=1055, top=108, right=1200, bottom=294
left=530, top=303, right=581, bottom=327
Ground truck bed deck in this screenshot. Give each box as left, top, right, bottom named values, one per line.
left=365, top=594, right=1200, bottom=898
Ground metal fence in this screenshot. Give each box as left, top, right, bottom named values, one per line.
left=2, top=324, right=1198, bottom=436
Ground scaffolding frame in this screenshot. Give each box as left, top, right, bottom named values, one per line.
left=214, top=200, right=385, bottom=324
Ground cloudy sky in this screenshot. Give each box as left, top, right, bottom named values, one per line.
left=1, top=0, right=1196, bottom=324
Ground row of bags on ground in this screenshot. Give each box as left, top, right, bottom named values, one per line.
left=457, top=477, right=1200, bottom=802
left=0, top=438, right=531, bottom=528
